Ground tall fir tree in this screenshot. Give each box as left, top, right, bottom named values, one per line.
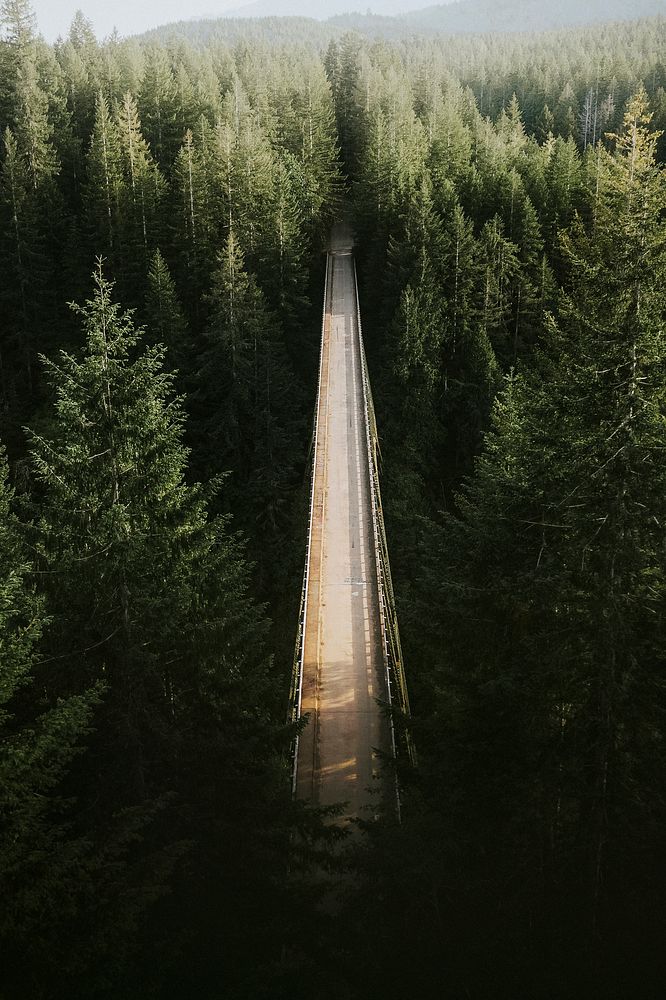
left=84, top=91, right=122, bottom=257
left=26, top=262, right=295, bottom=996
left=414, top=85, right=666, bottom=994
left=0, top=443, right=101, bottom=999
left=29, top=261, right=270, bottom=805
left=114, top=91, right=166, bottom=304
left=144, top=247, right=190, bottom=371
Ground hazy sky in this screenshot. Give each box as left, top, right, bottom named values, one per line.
left=28, top=0, right=443, bottom=41
left=30, top=1, right=247, bottom=41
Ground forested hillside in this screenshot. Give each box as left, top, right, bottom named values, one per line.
left=222, top=0, right=435, bottom=18
left=1, top=1, right=665, bottom=998
left=401, top=0, right=665, bottom=34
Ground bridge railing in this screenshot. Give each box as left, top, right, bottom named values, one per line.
left=289, top=251, right=330, bottom=795
left=354, top=261, right=415, bottom=768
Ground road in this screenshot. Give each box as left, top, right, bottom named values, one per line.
left=294, top=222, right=392, bottom=823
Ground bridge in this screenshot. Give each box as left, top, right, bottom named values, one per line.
left=290, top=222, right=411, bottom=823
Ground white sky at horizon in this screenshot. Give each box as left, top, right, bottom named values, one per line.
left=29, top=1, right=244, bottom=42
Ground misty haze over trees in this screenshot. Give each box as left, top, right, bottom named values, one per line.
left=1, top=0, right=665, bottom=998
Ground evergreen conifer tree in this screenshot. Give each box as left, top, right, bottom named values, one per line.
left=417, top=85, right=666, bottom=989
left=190, top=233, right=302, bottom=584
left=145, top=247, right=190, bottom=371
left=18, top=258, right=303, bottom=996
left=0, top=444, right=100, bottom=998
left=115, top=91, right=166, bottom=303
left=171, top=120, right=216, bottom=316
left=29, top=262, right=272, bottom=807
left=139, top=46, right=180, bottom=169
left=84, top=91, right=122, bottom=256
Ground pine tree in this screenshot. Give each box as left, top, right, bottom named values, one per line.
left=546, top=87, right=666, bottom=932
left=28, top=262, right=299, bottom=994
left=439, top=197, right=499, bottom=479
left=260, top=154, right=309, bottom=325
left=115, top=91, right=166, bottom=303
left=354, top=104, right=392, bottom=255
left=68, top=9, right=97, bottom=50
left=417, top=85, right=666, bottom=989
left=501, top=179, right=553, bottom=360
left=139, top=46, right=180, bottom=169
left=0, top=0, right=34, bottom=46
left=1, top=0, right=59, bottom=189
left=174, top=61, right=197, bottom=129
left=535, top=102, right=555, bottom=143
left=385, top=274, right=445, bottom=504
left=84, top=91, right=122, bottom=257
left=0, top=124, right=55, bottom=416
left=325, top=34, right=363, bottom=173
left=192, top=232, right=265, bottom=478
left=57, top=39, right=96, bottom=163
left=29, top=260, right=265, bottom=796
left=497, top=92, right=528, bottom=167
left=0, top=128, right=34, bottom=407
left=0, top=1, right=62, bottom=421
left=145, top=247, right=190, bottom=371
left=171, top=119, right=216, bottom=316
left=190, top=233, right=301, bottom=579
left=233, top=113, right=277, bottom=263
left=542, top=134, right=584, bottom=251
left=479, top=213, right=521, bottom=357
left=0, top=443, right=100, bottom=998
left=428, top=90, right=473, bottom=197
left=290, top=67, right=342, bottom=239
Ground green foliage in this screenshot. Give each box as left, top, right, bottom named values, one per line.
left=0, top=444, right=103, bottom=998
left=114, top=91, right=167, bottom=302
left=84, top=91, right=121, bottom=254
left=344, top=27, right=666, bottom=993
left=2, top=4, right=666, bottom=996
left=190, top=233, right=303, bottom=589
left=139, top=46, right=181, bottom=169
left=19, top=263, right=307, bottom=997
left=29, top=263, right=266, bottom=793
left=398, top=85, right=666, bottom=995
left=145, top=247, right=190, bottom=369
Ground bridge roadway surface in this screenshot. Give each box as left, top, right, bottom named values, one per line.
left=295, top=222, right=392, bottom=822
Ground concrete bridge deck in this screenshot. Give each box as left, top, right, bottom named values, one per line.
left=294, top=222, right=392, bottom=822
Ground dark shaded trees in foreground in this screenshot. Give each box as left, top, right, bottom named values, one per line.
left=344, top=60, right=666, bottom=1000
left=0, top=3, right=342, bottom=993
left=0, top=267, right=309, bottom=997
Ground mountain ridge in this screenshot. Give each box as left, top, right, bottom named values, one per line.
left=217, top=0, right=664, bottom=30
left=220, top=0, right=442, bottom=18
left=142, top=0, right=665, bottom=44
left=401, top=0, right=665, bottom=33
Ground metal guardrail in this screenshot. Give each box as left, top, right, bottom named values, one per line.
left=354, top=261, right=414, bottom=768
left=289, top=251, right=330, bottom=796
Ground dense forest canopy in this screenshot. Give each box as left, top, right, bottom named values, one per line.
left=1, top=1, right=665, bottom=998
